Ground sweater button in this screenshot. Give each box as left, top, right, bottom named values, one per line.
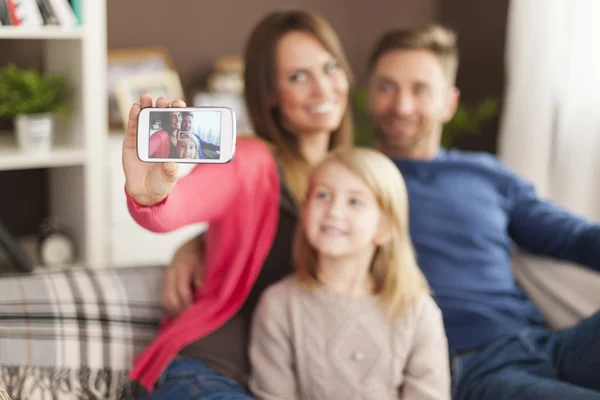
left=352, top=351, right=364, bottom=361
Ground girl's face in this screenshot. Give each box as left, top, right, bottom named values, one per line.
left=274, top=31, right=349, bottom=137
left=303, top=162, right=383, bottom=259
left=176, top=138, right=196, bottom=159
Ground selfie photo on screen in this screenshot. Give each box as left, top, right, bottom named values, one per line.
left=148, top=110, right=222, bottom=160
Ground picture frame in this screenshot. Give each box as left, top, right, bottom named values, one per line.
left=115, top=70, right=185, bottom=129
left=107, top=47, right=177, bottom=129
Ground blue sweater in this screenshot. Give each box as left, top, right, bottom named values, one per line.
left=394, top=148, right=600, bottom=353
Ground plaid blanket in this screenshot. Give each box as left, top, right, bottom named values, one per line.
left=0, top=265, right=165, bottom=400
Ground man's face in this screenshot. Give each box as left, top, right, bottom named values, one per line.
left=182, top=115, right=193, bottom=132
left=367, top=49, right=459, bottom=158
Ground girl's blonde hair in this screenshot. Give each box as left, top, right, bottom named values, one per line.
left=178, top=133, right=200, bottom=159
left=294, top=147, right=430, bottom=321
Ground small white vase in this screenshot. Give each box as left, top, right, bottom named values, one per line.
left=14, top=113, right=54, bottom=153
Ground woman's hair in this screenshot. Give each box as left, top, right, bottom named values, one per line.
left=243, top=10, right=355, bottom=202
left=294, top=147, right=431, bottom=321
left=160, top=111, right=181, bottom=134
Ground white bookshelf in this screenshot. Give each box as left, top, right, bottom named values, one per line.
left=1, top=3, right=208, bottom=272
left=0, top=133, right=86, bottom=170
left=0, top=1, right=109, bottom=270
left=0, top=26, right=84, bottom=39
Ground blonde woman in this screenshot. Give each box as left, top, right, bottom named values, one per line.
left=249, top=147, right=450, bottom=400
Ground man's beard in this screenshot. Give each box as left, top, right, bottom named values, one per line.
left=371, top=119, right=432, bottom=156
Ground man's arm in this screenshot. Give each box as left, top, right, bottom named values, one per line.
left=507, top=174, right=600, bottom=271
left=161, top=231, right=206, bottom=316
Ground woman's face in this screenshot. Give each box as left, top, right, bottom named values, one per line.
left=169, top=112, right=182, bottom=132
left=274, top=31, right=349, bottom=137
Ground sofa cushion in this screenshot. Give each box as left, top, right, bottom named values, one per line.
left=0, top=265, right=164, bottom=400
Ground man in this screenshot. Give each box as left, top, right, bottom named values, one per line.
left=364, top=25, right=600, bottom=399
left=161, top=25, right=600, bottom=399
left=181, top=111, right=194, bottom=133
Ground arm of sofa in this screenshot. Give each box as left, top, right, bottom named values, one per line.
left=512, top=248, right=600, bottom=329
left=0, top=265, right=165, bottom=400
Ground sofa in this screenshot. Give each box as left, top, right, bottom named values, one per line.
left=0, top=265, right=164, bottom=400
left=0, top=253, right=599, bottom=400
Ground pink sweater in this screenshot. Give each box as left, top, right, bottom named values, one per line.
left=126, top=138, right=281, bottom=392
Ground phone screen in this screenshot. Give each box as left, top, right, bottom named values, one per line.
left=148, top=110, right=223, bottom=161
left=137, top=106, right=235, bottom=164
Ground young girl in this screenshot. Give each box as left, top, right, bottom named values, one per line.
left=175, top=133, right=200, bottom=159
left=249, top=147, right=451, bottom=400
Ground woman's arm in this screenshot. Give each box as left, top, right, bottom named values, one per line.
left=400, top=296, right=451, bottom=400
left=248, top=285, right=299, bottom=400
left=149, top=130, right=169, bottom=158
left=126, top=138, right=271, bottom=232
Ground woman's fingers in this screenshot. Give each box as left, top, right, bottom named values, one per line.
left=170, top=99, right=187, bottom=108
left=140, top=92, right=153, bottom=108
left=156, top=96, right=170, bottom=108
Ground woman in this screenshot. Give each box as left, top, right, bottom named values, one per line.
left=149, top=111, right=182, bottom=158
left=123, top=10, right=354, bottom=399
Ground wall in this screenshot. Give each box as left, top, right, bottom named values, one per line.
left=439, top=0, right=510, bottom=154
left=106, top=0, right=437, bottom=94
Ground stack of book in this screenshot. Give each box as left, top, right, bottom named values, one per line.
left=0, top=0, right=81, bottom=27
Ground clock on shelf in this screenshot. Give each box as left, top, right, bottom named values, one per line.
left=37, top=218, right=77, bottom=267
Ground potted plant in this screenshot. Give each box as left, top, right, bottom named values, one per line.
left=0, top=64, right=70, bottom=153
left=351, top=86, right=499, bottom=149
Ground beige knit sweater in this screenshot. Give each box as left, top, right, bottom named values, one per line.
left=248, top=276, right=451, bottom=400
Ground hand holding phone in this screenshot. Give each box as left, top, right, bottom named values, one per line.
left=122, top=94, right=183, bottom=207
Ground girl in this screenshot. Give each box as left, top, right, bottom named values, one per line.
left=175, top=133, right=200, bottom=160
left=249, top=147, right=451, bottom=400
left=122, top=9, right=354, bottom=399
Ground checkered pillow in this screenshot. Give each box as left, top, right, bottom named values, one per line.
left=0, top=265, right=165, bottom=400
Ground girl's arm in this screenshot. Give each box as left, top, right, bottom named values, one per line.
left=400, top=296, right=451, bottom=400
left=248, top=285, right=299, bottom=400
left=126, top=138, right=270, bottom=232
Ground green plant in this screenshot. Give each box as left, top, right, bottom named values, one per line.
left=0, top=64, right=71, bottom=118
left=351, top=86, right=499, bottom=149
left=441, top=97, right=499, bottom=149
left=352, top=86, right=374, bottom=146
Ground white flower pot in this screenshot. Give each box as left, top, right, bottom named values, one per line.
left=14, top=113, right=54, bottom=153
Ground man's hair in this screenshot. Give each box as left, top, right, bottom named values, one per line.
left=182, top=111, right=193, bottom=118
left=367, top=24, right=459, bottom=86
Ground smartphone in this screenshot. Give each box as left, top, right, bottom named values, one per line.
left=137, top=106, right=236, bottom=164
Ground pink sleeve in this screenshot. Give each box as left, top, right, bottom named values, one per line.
left=149, top=130, right=166, bottom=158
left=126, top=139, right=272, bottom=233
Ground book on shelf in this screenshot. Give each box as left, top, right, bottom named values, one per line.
left=0, top=0, right=80, bottom=27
